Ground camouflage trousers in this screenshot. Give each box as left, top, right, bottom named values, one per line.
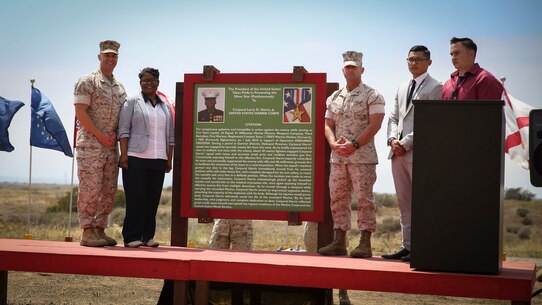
left=303, top=221, right=318, bottom=253
left=209, top=219, right=253, bottom=250
left=76, top=147, right=119, bottom=229
left=329, top=163, right=377, bottom=232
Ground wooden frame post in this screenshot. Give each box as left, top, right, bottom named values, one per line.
left=203, top=65, right=220, bottom=81
left=318, top=83, right=339, bottom=251
left=158, top=82, right=188, bottom=305
left=292, top=66, right=308, bottom=82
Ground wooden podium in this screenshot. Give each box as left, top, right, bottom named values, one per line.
left=410, top=100, right=504, bottom=274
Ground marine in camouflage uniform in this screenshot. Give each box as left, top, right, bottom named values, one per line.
left=318, top=51, right=385, bottom=259
left=74, top=40, right=127, bottom=247
left=209, top=219, right=253, bottom=250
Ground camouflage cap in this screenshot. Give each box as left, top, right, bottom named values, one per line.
left=99, top=40, right=120, bottom=54
left=342, top=51, right=363, bottom=67
left=202, top=89, right=220, bottom=98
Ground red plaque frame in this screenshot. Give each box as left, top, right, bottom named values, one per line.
left=180, top=72, right=327, bottom=222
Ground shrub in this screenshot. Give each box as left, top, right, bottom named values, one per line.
left=351, top=193, right=397, bottom=209
left=115, top=190, right=126, bottom=208
left=518, top=228, right=532, bottom=240
left=521, top=217, right=533, bottom=226
left=47, top=187, right=78, bottom=213
left=160, top=193, right=172, bottom=205
left=109, top=208, right=125, bottom=226
left=516, top=208, right=529, bottom=218
left=378, top=217, right=401, bottom=234
left=506, top=226, right=520, bottom=234
left=375, top=193, right=397, bottom=207
left=505, top=188, right=535, bottom=201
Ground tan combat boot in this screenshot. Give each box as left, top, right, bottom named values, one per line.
left=318, top=229, right=347, bottom=256
left=350, top=230, right=372, bottom=258
left=80, top=228, right=108, bottom=247
left=94, top=227, right=117, bottom=246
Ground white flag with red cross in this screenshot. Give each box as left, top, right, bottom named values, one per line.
left=503, top=89, right=533, bottom=170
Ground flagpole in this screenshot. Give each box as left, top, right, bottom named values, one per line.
left=499, top=75, right=507, bottom=262
left=65, top=152, right=75, bottom=242
left=25, top=79, right=36, bottom=240
left=26, top=146, right=33, bottom=240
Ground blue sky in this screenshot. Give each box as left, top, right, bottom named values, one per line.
left=1, top=0, right=542, bottom=197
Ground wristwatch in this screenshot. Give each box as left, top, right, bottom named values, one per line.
left=351, top=139, right=360, bottom=149
left=387, top=137, right=396, bottom=146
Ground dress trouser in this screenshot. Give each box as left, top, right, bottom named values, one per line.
left=391, top=154, right=413, bottom=250
left=122, top=156, right=166, bottom=243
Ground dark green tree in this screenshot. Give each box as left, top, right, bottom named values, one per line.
left=504, top=188, right=535, bottom=201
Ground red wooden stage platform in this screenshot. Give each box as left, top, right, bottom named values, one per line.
left=0, top=238, right=536, bottom=305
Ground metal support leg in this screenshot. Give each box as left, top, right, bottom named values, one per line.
left=0, top=271, right=7, bottom=305
left=195, top=281, right=209, bottom=305
left=172, top=280, right=188, bottom=305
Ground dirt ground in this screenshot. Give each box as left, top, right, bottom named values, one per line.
left=6, top=270, right=542, bottom=305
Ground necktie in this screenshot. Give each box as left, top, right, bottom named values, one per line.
left=406, top=79, right=416, bottom=109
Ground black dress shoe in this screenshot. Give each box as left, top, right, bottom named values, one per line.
left=400, top=253, right=411, bottom=262
left=381, top=248, right=410, bottom=260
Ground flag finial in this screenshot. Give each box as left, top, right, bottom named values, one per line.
left=30, top=79, right=35, bottom=88
left=500, top=76, right=506, bottom=85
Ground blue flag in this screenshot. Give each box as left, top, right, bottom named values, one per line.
left=0, top=96, right=25, bottom=152
left=30, top=87, right=73, bottom=157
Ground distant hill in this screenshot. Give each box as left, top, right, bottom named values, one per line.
left=0, top=181, right=71, bottom=190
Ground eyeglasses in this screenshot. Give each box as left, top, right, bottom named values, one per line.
left=406, top=58, right=428, bottom=64
left=140, top=79, right=158, bottom=84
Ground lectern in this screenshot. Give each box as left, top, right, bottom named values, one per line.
left=410, top=100, right=504, bottom=274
